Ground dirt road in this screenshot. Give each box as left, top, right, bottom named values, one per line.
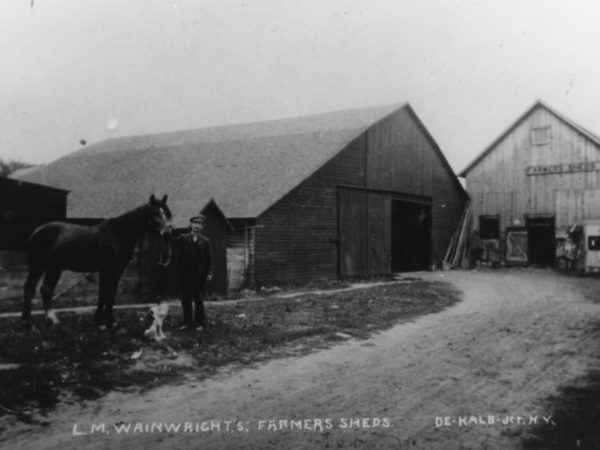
left=5, top=269, right=600, bottom=449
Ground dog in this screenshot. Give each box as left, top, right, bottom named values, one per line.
left=144, top=302, right=170, bottom=341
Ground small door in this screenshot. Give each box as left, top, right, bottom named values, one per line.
left=505, top=227, right=528, bottom=266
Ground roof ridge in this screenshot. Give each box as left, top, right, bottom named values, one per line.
left=459, top=100, right=600, bottom=177
left=68, top=102, right=407, bottom=158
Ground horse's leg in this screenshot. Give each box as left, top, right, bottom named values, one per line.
left=94, top=277, right=105, bottom=327
left=99, top=268, right=123, bottom=328
left=22, top=265, right=44, bottom=325
left=40, top=268, right=62, bottom=326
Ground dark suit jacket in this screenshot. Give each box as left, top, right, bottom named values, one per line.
left=176, top=232, right=212, bottom=279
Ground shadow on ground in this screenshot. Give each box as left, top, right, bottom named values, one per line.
left=521, top=322, right=600, bottom=450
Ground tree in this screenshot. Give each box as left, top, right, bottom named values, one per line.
left=0, top=159, right=35, bottom=177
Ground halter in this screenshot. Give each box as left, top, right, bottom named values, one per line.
left=147, top=203, right=171, bottom=231
left=150, top=204, right=172, bottom=266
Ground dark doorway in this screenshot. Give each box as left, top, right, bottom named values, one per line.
left=391, top=200, right=431, bottom=271
left=526, top=215, right=555, bottom=267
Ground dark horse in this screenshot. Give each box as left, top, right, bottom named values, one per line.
left=21, top=194, right=172, bottom=329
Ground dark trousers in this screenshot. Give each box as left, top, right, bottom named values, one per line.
left=180, top=271, right=207, bottom=327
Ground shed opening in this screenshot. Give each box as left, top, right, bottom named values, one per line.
left=526, top=215, right=555, bottom=267
left=391, top=200, right=431, bottom=272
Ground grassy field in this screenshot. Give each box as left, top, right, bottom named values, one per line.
left=0, top=279, right=461, bottom=423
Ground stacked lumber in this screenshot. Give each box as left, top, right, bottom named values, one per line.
left=443, top=205, right=473, bottom=269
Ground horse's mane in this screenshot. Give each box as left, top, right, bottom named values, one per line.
left=101, top=204, right=150, bottom=235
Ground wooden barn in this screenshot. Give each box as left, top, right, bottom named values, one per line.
left=459, top=100, right=600, bottom=267
left=15, top=103, right=468, bottom=289
left=0, top=177, right=68, bottom=251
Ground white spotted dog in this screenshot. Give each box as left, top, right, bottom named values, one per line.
left=144, top=302, right=170, bottom=341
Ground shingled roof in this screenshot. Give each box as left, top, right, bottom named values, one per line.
left=17, top=103, right=405, bottom=226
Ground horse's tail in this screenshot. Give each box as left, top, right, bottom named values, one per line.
left=22, top=223, right=64, bottom=321
left=22, top=223, right=65, bottom=323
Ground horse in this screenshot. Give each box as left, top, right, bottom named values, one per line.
left=21, top=194, right=173, bottom=329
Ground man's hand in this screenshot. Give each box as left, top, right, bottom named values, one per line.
left=207, top=273, right=213, bottom=282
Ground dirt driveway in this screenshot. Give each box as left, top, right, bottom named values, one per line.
left=5, top=268, right=600, bottom=449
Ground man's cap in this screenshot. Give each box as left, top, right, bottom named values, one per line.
left=190, top=214, right=206, bottom=224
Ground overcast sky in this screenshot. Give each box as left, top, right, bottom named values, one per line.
left=2, top=0, right=600, bottom=173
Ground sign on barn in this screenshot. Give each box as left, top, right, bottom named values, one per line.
left=525, top=162, right=597, bottom=176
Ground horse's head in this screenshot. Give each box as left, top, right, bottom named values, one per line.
left=148, top=194, right=173, bottom=235
left=148, top=195, right=173, bottom=266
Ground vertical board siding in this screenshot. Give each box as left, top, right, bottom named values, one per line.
left=252, top=107, right=466, bottom=285
left=339, top=188, right=391, bottom=277
left=466, top=105, right=600, bottom=232
left=254, top=136, right=367, bottom=286
left=339, top=188, right=369, bottom=277
left=367, top=192, right=391, bottom=273
left=367, top=109, right=466, bottom=268
left=366, top=110, right=432, bottom=196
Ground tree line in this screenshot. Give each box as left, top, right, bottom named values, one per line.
left=0, top=159, right=35, bottom=178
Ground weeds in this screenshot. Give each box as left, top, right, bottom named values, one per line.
left=0, top=279, right=461, bottom=420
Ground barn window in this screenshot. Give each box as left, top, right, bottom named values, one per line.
left=531, top=126, right=552, bottom=146
left=479, top=215, right=500, bottom=240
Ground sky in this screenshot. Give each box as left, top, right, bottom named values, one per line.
left=2, top=0, right=600, bottom=174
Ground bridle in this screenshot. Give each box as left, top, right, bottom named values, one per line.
left=149, top=203, right=173, bottom=267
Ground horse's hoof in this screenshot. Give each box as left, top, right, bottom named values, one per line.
left=45, top=310, right=60, bottom=326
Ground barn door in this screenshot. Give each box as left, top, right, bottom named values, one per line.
left=390, top=199, right=431, bottom=271
left=338, top=187, right=390, bottom=277
left=526, top=215, right=555, bottom=267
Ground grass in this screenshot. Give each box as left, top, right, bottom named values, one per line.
left=0, top=279, right=462, bottom=423
left=0, top=271, right=143, bottom=314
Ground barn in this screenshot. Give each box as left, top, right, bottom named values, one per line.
left=0, top=177, right=68, bottom=251
left=459, top=100, right=600, bottom=268
left=16, top=103, right=468, bottom=289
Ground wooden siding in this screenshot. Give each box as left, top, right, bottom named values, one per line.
left=253, top=135, right=367, bottom=286
left=366, top=109, right=466, bottom=268
left=252, top=108, right=466, bottom=284
left=366, top=109, right=433, bottom=196
left=466, top=106, right=600, bottom=232
left=367, top=191, right=391, bottom=273
left=339, top=188, right=391, bottom=277
left=431, top=160, right=467, bottom=267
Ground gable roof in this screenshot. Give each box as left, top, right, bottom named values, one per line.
left=16, top=103, right=405, bottom=224
left=459, top=100, right=600, bottom=177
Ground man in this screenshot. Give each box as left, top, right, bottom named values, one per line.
left=176, top=214, right=212, bottom=331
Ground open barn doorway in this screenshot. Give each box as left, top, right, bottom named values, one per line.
left=526, top=215, right=555, bottom=267
left=391, top=200, right=431, bottom=272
